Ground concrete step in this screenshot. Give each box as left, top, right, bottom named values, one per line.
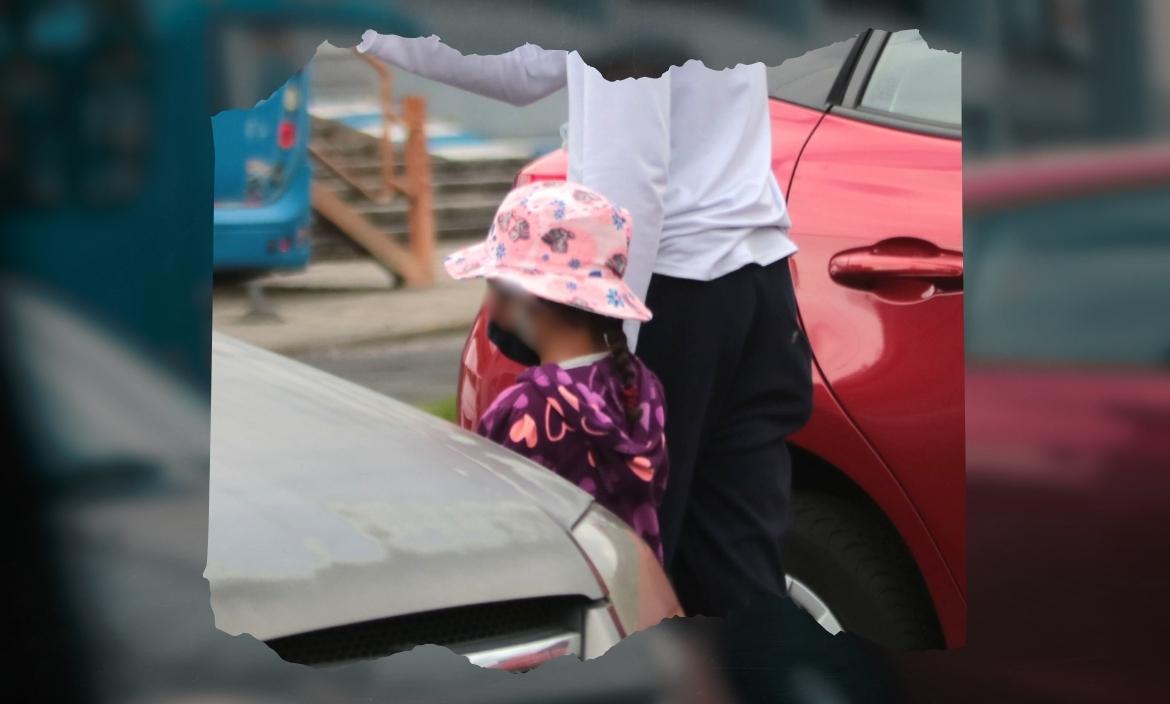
left=313, top=161, right=520, bottom=184
left=354, top=190, right=500, bottom=213
left=311, top=150, right=530, bottom=178
left=309, top=197, right=498, bottom=243
left=309, top=218, right=488, bottom=261
left=314, top=171, right=514, bottom=199
left=310, top=118, right=534, bottom=176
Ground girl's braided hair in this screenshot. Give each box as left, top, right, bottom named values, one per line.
left=602, top=319, right=643, bottom=425
left=542, top=301, right=642, bottom=425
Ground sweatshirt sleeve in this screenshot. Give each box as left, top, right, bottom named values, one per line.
left=356, top=32, right=568, bottom=107
left=570, top=64, right=671, bottom=352
left=476, top=383, right=541, bottom=454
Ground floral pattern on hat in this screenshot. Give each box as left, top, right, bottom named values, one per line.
left=508, top=218, right=530, bottom=241
left=541, top=227, right=575, bottom=253
left=606, top=252, right=627, bottom=277
left=442, top=181, right=651, bottom=322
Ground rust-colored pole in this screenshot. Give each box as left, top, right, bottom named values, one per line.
left=355, top=48, right=398, bottom=201
left=402, top=95, right=436, bottom=286
left=311, top=182, right=428, bottom=287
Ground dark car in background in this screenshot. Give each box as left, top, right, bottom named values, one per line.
left=934, top=144, right=1170, bottom=700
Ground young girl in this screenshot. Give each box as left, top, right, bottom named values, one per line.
left=445, top=181, right=669, bottom=561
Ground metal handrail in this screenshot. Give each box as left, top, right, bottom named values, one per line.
left=354, top=47, right=401, bottom=201
left=307, top=51, right=435, bottom=287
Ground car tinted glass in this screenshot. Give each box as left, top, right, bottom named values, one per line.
left=766, top=36, right=857, bottom=108
left=860, top=29, right=961, bottom=125
left=967, top=186, right=1170, bottom=367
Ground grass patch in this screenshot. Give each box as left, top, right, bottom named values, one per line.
left=421, top=395, right=458, bottom=423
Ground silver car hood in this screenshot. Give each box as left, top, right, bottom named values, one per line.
left=207, top=334, right=599, bottom=641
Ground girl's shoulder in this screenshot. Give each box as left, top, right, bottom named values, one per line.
left=518, top=361, right=587, bottom=390
left=478, top=379, right=543, bottom=441
left=482, top=377, right=543, bottom=419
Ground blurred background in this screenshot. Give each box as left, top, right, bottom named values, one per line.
left=3, top=0, right=1169, bottom=702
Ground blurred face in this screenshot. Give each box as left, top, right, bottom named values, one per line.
left=485, top=281, right=516, bottom=330
left=488, top=281, right=547, bottom=349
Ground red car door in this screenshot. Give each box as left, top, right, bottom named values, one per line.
left=785, top=30, right=965, bottom=593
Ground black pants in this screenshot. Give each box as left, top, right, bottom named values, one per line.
left=637, top=258, right=813, bottom=617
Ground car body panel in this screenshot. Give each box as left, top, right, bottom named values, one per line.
left=784, top=113, right=965, bottom=602
left=791, top=353, right=967, bottom=647
left=513, top=148, right=568, bottom=187
left=457, top=308, right=526, bottom=431
left=208, top=334, right=601, bottom=641
left=770, top=100, right=827, bottom=194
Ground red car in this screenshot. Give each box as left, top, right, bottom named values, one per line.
left=903, top=144, right=1170, bottom=700
left=457, top=29, right=965, bottom=650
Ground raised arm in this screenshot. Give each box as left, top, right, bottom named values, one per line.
left=356, top=32, right=568, bottom=107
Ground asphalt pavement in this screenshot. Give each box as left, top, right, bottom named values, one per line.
left=213, top=251, right=484, bottom=355
left=213, top=255, right=479, bottom=410
left=290, top=333, right=467, bottom=407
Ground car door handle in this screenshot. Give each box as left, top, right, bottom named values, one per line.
left=829, top=237, right=963, bottom=301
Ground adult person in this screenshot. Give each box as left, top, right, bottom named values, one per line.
left=357, top=32, right=812, bottom=617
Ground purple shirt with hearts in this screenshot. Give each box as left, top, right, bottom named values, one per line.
left=477, top=354, right=669, bottom=561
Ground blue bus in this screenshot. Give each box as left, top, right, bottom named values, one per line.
left=212, top=69, right=312, bottom=272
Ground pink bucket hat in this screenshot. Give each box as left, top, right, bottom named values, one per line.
left=444, top=181, right=651, bottom=322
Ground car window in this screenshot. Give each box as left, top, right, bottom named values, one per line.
left=766, top=36, right=858, bottom=108
left=967, top=186, right=1170, bottom=367
left=859, top=29, right=961, bottom=126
